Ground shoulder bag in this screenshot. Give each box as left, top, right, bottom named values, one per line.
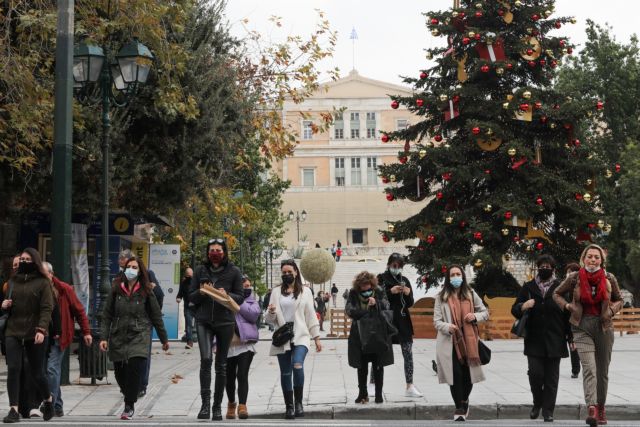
left=272, top=321, right=294, bottom=347
left=478, top=339, right=491, bottom=365
left=511, top=288, right=531, bottom=338
left=0, top=280, right=16, bottom=343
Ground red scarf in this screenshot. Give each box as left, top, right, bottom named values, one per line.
left=579, top=268, right=608, bottom=305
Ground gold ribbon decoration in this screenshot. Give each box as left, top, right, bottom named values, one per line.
left=521, top=37, right=542, bottom=61
left=497, top=0, right=514, bottom=24
left=476, top=137, right=503, bottom=152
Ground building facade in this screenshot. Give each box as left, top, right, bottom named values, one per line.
left=275, top=70, right=423, bottom=254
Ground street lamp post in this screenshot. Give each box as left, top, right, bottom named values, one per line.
left=288, top=210, right=307, bottom=243
left=73, top=38, right=154, bottom=323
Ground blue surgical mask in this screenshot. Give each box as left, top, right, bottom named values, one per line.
left=389, top=267, right=402, bottom=276
left=124, top=268, right=138, bottom=281
left=360, top=289, right=373, bottom=298
left=450, top=277, right=463, bottom=288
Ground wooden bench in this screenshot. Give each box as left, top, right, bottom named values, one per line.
left=327, top=308, right=352, bottom=338
left=613, top=308, right=640, bottom=336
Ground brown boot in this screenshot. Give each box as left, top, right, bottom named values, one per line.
left=226, top=402, right=237, bottom=420
left=238, top=404, right=248, bottom=420
left=586, top=405, right=598, bottom=427
left=597, top=404, right=607, bottom=425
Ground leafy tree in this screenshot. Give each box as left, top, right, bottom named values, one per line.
left=379, top=0, right=605, bottom=289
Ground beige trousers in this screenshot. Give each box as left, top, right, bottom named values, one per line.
left=572, top=315, right=614, bottom=406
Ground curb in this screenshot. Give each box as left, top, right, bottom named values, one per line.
left=257, top=404, right=640, bottom=420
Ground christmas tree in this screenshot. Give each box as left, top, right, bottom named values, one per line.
left=379, top=0, right=615, bottom=288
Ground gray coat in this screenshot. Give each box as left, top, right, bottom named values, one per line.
left=433, top=290, right=489, bottom=386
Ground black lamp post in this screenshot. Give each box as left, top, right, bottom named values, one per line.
left=288, top=210, right=307, bottom=243
left=73, top=38, right=153, bottom=323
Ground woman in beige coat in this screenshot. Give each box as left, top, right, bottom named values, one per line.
left=434, top=265, right=489, bottom=422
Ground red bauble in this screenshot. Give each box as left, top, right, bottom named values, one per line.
left=436, top=191, right=444, bottom=200
left=427, top=234, right=436, bottom=244
left=442, top=172, right=452, bottom=181
left=484, top=169, right=491, bottom=174
left=434, top=134, right=443, bottom=142
left=615, top=163, right=622, bottom=172
left=458, top=12, right=465, bottom=18
left=555, top=21, right=562, bottom=29
left=497, top=9, right=505, bottom=16
left=399, top=156, right=408, bottom=164
left=564, top=123, right=573, bottom=130
left=474, top=33, right=481, bottom=40
left=513, top=236, right=520, bottom=242
left=421, top=275, right=428, bottom=283
left=573, top=139, right=581, bottom=147
left=519, top=103, right=530, bottom=111
left=452, top=95, right=461, bottom=103
left=526, top=48, right=534, bottom=56
left=559, top=40, right=566, bottom=47
left=462, top=37, right=471, bottom=45
left=386, top=193, right=394, bottom=201
left=382, top=176, right=389, bottom=184
left=596, top=101, right=604, bottom=110
left=539, top=59, right=546, bottom=66
left=459, top=221, right=468, bottom=229
left=431, top=18, right=439, bottom=25
left=382, top=235, right=390, bottom=243
left=550, top=60, right=558, bottom=68
left=504, top=211, right=513, bottom=220
left=473, top=231, right=483, bottom=240
left=441, top=265, right=448, bottom=274
left=588, top=223, right=596, bottom=229
left=535, top=196, right=544, bottom=205
left=567, top=47, right=574, bottom=54
left=506, top=63, right=514, bottom=70
left=532, top=14, right=540, bottom=21
left=534, top=101, right=542, bottom=110
left=575, top=193, right=583, bottom=201
left=475, top=11, right=483, bottom=18
left=472, top=126, right=481, bottom=135
left=381, top=134, right=389, bottom=143
left=420, top=71, right=428, bottom=79
left=481, top=64, right=490, bottom=73
left=536, top=242, right=544, bottom=250
left=540, top=116, right=548, bottom=124
left=528, top=60, right=537, bottom=68
left=416, top=99, right=424, bottom=107
left=553, top=104, right=560, bottom=110
left=391, top=100, right=399, bottom=109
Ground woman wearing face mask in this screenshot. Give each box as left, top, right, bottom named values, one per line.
left=265, top=259, right=321, bottom=420
left=434, top=265, right=489, bottom=422
left=99, top=256, right=169, bottom=420
left=224, top=276, right=260, bottom=420
left=553, top=244, right=623, bottom=427
left=1, top=248, right=55, bottom=423
left=189, top=239, right=244, bottom=421
left=511, top=255, right=571, bottom=423
left=377, top=253, right=422, bottom=398
left=346, top=271, right=393, bottom=405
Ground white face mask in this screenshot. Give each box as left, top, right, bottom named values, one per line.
left=124, top=268, right=138, bottom=281
left=389, top=267, right=402, bottom=276
left=585, top=266, right=601, bottom=273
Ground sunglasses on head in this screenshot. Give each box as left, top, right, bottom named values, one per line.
left=208, top=238, right=225, bottom=244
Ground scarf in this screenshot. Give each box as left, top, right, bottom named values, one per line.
left=448, top=293, right=480, bottom=366
left=120, top=281, right=140, bottom=296
left=535, top=274, right=556, bottom=297
left=357, top=292, right=371, bottom=310
left=579, top=268, right=608, bottom=305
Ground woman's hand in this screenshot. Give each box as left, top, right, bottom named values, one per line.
left=390, top=285, right=403, bottom=294
left=216, top=288, right=227, bottom=295
left=34, top=332, right=45, bottom=344
left=464, top=313, right=476, bottom=323
left=402, top=285, right=411, bottom=296
left=83, top=335, right=93, bottom=346
left=162, top=342, right=170, bottom=351
left=448, top=324, right=459, bottom=335
left=565, top=303, right=574, bottom=313
left=1, top=299, right=12, bottom=310
left=569, top=342, right=577, bottom=351
left=522, top=299, right=536, bottom=311
left=99, top=340, right=108, bottom=352
left=367, top=297, right=376, bottom=306
left=314, top=337, right=322, bottom=352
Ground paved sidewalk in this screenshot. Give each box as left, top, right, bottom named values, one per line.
left=1, top=333, right=639, bottom=421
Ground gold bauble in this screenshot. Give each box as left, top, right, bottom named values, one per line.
left=486, top=128, right=494, bottom=135
left=562, top=48, right=568, bottom=55
left=508, top=147, right=517, bottom=156
left=603, top=224, right=612, bottom=232
left=468, top=31, right=476, bottom=38
left=526, top=27, right=533, bottom=34
left=544, top=10, right=552, bottom=17
left=388, top=224, right=395, bottom=232
left=570, top=17, right=577, bottom=24
left=426, top=141, right=435, bottom=148
left=426, top=52, right=434, bottom=60
left=586, top=178, right=593, bottom=186
left=597, top=219, right=605, bottom=228
left=431, top=29, right=440, bottom=37
left=550, top=123, right=557, bottom=129
left=496, top=67, right=505, bottom=75
left=390, top=174, right=396, bottom=182
left=526, top=245, right=532, bottom=252
left=506, top=94, right=514, bottom=101
left=484, top=204, right=493, bottom=212
left=419, top=149, right=427, bottom=159
left=444, top=143, right=451, bottom=149
left=475, top=2, right=483, bottom=9
left=474, top=259, right=484, bottom=268
left=523, top=90, right=532, bottom=99
left=439, top=94, right=449, bottom=102
left=445, top=216, right=453, bottom=224
left=455, top=84, right=463, bottom=90
left=605, top=169, right=613, bottom=178
left=514, top=0, right=523, bottom=7
left=545, top=49, right=554, bottom=56
left=583, top=192, right=592, bottom=202
left=503, top=102, right=510, bottom=109
left=501, top=228, right=510, bottom=236
left=452, top=11, right=459, bottom=18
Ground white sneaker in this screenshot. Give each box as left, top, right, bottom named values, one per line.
left=30, top=408, right=43, bottom=418
left=405, top=384, right=423, bottom=398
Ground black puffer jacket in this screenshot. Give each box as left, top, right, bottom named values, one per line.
left=378, top=271, right=414, bottom=343
left=189, top=261, right=244, bottom=327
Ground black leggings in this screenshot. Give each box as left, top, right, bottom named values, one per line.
left=114, top=357, right=147, bottom=407
left=196, top=322, right=234, bottom=404
left=5, top=337, right=50, bottom=407
left=449, top=346, right=473, bottom=409
left=225, top=351, right=255, bottom=404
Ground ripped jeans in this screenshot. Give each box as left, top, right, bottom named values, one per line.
left=276, top=345, right=308, bottom=392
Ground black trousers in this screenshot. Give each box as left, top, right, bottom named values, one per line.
left=114, top=357, right=147, bottom=407
left=357, top=354, right=383, bottom=394
left=527, top=356, right=560, bottom=414
left=5, top=337, right=50, bottom=407
left=226, top=351, right=255, bottom=404
left=449, top=347, right=473, bottom=409
left=570, top=348, right=581, bottom=375
left=196, top=322, right=234, bottom=405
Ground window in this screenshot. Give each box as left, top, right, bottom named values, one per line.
left=350, top=112, right=360, bottom=121
left=366, top=127, right=376, bottom=139
left=351, top=157, right=361, bottom=185
left=334, top=128, right=344, bottom=139
left=350, top=111, right=360, bottom=139
left=396, top=119, right=409, bottom=131
left=302, top=168, right=315, bottom=187
left=350, top=228, right=368, bottom=245
left=302, top=120, right=313, bottom=140
left=333, top=112, right=344, bottom=140
left=366, top=112, right=376, bottom=121
left=335, top=157, right=345, bottom=186
left=350, top=128, right=360, bottom=139
left=366, top=157, right=378, bottom=185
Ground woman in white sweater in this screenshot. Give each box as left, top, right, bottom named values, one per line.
left=266, top=259, right=322, bottom=420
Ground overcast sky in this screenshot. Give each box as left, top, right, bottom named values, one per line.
left=224, top=0, right=638, bottom=86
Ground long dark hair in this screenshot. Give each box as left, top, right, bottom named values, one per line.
left=440, top=264, right=472, bottom=302
left=280, top=259, right=303, bottom=299
left=115, top=256, right=152, bottom=296
left=21, top=248, right=50, bottom=282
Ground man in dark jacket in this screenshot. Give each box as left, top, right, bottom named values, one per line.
left=511, top=254, right=571, bottom=423
left=177, top=267, right=194, bottom=348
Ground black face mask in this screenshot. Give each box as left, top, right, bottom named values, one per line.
left=281, top=275, right=295, bottom=286
left=538, top=268, right=554, bottom=280
left=17, top=261, right=37, bottom=275
left=243, top=288, right=252, bottom=298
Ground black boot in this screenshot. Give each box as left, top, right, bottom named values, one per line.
left=294, top=387, right=304, bottom=417
left=374, top=367, right=384, bottom=403
left=212, top=375, right=225, bottom=421
left=355, top=386, right=369, bottom=404
left=283, top=390, right=295, bottom=420
left=211, top=403, right=222, bottom=421
left=197, top=390, right=211, bottom=420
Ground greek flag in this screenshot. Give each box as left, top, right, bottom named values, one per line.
left=350, top=27, right=358, bottom=40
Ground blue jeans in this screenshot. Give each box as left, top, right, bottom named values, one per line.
left=46, top=340, right=64, bottom=410
left=276, top=345, right=308, bottom=392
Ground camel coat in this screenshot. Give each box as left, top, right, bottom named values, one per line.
left=433, top=290, right=489, bottom=386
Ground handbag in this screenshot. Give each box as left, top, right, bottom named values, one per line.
left=358, top=309, right=391, bottom=355
left=272, top=321, right=294, bottom=347
left=0, top=280, right=15, bottom=343
left=511, top=289, right=531, bottom=338
left=478, top=340, right=491, bottom=365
